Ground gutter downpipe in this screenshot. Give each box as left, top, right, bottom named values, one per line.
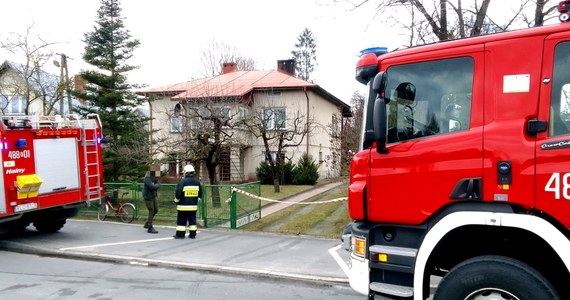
left=147, top=95, right=153, bottom=157
left=304, top=87, right=310, bottom=154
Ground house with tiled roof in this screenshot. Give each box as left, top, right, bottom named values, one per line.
left=0, top=60, right=80, bottom=119
left=138, top=60, right=351, bottom=182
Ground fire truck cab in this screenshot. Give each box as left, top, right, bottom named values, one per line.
left=345, top=5, right=570, bottom=300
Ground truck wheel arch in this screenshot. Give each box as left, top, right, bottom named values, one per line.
left=414, top=211, right=570, bottom=299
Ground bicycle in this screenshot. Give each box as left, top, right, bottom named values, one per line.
left=97, top=189, right=136, bottom=223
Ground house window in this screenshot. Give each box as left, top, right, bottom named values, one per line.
left=170, top=103, right=183, bottom=132
left=263, top=107, right=286, bottom=130
left=239, top=107, right=249, bottom=119
left=0, top=96, right=27, bottom=115
left=263, top=151, right=285, bottom=163
left=213, top=106, right=231, bottom=119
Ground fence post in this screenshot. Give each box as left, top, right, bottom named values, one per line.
left=201, top=184, right=207, bottom=228
left=230, top=186, right=236, bottom=229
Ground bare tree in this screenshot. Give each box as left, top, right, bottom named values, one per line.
left=198, top=41, right=256, bottom=77
left=338, top=0, right=559, bottom=47
left=523, top=0, right=560, bottom=27
left=0, top=25, right=61, bottom=115
left=241, top=105, right=316, bottom=193
left=155, top=96, right=250, bottom=206
left=328, top=91, right=364, bottom=176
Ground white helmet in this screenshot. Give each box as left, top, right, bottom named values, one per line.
left=183, top=164, right=195, bottom=174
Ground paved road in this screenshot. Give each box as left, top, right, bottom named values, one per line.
left=0, top=219, right=351, bottom=285
left=0, top=250, right=362, bottom=300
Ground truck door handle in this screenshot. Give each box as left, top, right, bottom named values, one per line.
left=450, top=178, right=482, bottom=200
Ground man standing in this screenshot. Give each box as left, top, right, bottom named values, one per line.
left=142, top=165, right=160, bottom=234
left=173, top=164, right=202, bottom=239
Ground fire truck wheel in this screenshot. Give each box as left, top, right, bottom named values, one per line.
left=33, top=220, right=66, bottom=233
left=434, top=255, right=559, bottom=300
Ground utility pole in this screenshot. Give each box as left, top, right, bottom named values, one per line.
left=58, top=54, right=65, bottom=116
left=56, top=53, right=71, bottom=116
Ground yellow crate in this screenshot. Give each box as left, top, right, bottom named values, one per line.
left=16, top=174, right=43, bottom=199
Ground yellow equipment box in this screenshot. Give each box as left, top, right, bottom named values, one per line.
left=16, top=174, right=43, bottom=199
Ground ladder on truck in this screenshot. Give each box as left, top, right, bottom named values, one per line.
left=79, top=114, right=103, bottom=204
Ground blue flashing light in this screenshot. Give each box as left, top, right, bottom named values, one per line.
left=16, top=138, right=27, bottom=148
left=97, top=137, right=102, bottom=144
left=359, top=47, right=388, bottom=57
left=2, top=142, right=7, bottom=150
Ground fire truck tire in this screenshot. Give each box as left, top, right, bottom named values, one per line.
left=434, top=255, right=559, bottom=300
left=33, top=220, right=66, bottom=233
left=119, top=203, right=136, bottom=223
left=97, top=203, right=109, bottom=221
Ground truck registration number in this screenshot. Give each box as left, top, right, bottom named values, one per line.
left=8, top=150, right=31, bottom=159
left=14, top=202, right=38, bottom=212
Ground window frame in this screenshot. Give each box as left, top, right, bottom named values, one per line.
left=263, top=107, right=287, bottom=130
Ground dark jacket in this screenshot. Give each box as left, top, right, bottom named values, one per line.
left=142, top=172, right=160, bottom=200
left=175, top=174, right=202, bottom=210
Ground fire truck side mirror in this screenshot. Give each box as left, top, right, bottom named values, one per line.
left=374, top=97, right=389, bottom=154
left=372, top=71, right=386, bottom=96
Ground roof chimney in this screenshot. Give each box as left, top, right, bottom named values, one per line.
left=74, top=74, right=87, bottom=104
left=222, top=62, right=237, bottom=74
left=277, top=59, right=295, bottom=76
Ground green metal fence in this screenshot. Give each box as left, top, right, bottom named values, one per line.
left=81, top=181, right=261, bottom=229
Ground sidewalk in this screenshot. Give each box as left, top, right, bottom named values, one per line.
left=0, top=219, right=350, bottom=284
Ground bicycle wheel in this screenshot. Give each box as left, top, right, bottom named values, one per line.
left=97, top=203, right=109, bottom=221
left=118, top=203, right=136, bottom=223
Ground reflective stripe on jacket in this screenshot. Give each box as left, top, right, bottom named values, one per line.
left=175, top=174, right=202, bottom=210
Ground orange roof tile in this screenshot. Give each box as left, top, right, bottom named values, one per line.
left=138, top=69, right=351, bottom=116
left=141, top=70, right=315, bottom=99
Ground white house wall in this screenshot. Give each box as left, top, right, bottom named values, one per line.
left=148, top=89, right=343, bottom=181
left=251, top=90, right=341, bottom=179
left=0, top=68, right=44, bottom=115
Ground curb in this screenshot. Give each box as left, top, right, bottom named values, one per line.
left=0, top=239, right=349, bottom=285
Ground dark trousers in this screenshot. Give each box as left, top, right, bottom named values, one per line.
left=144, top=198, right=159, bottom=227
left=175, top=210, right=197, bottom=238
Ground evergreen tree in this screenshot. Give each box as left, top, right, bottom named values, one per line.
left=291, top=28, right=317, bottom=82
left=75, top=0, right=150, bottom=182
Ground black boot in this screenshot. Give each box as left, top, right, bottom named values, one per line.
left=147, top=226, right=158, bottom=234
left=143, top=222, right=149, bottom=229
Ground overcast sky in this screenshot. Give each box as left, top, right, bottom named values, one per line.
left=0, top=0, right=549, bottom=104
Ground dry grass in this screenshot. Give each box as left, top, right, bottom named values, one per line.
left=241, top=182, right=351, bottom=239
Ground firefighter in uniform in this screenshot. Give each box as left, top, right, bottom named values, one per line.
left=173, top=164, right=202, bottom=239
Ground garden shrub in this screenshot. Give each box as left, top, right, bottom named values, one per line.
left=292, top=154, right=319, bottom=185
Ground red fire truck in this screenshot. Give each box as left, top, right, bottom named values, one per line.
left=0, top=114, right=104, bottom=233
left=344, top=3, right=570, bottom=300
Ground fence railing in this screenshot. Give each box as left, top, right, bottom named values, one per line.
left=80, top=181, right=261, bottom=229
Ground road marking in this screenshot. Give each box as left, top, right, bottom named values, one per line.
left=59, top=237, right=173, bottom=251
left=328, top=244, right=350, bottom=277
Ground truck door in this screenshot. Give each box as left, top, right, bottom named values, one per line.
left=367, top=49, right=484, bottom=225
left=536, top=35, right=570, bottom=229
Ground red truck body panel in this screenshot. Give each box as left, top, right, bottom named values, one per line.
left=0, top=116, right=104, bottom=220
